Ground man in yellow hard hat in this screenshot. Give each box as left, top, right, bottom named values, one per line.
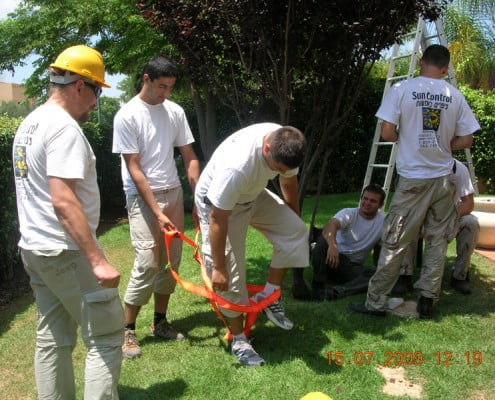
left=13, top=44, right=124, bottom=399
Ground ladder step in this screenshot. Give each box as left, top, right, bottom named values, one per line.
left=387, top=75, right=411, bottom=82
left=373, top=141, right=395, bottom=146
left=369, top=163, right=394, bottom=169
left=391, top=53, right=413, bottom=61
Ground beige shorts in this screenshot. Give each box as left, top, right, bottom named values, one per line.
left=198, top=189, right=309, bottom=318
left=124, top=187, right=184, bottom=306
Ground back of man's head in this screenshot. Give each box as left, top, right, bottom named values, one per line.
left=422, top=44, right=450, bottom=69
left=362, top=183, right=386, bottom=205
left=268, top=126, right=307, bottom=169
left=143, top=56, right=178, bottom=81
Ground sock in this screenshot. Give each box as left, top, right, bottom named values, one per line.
left=261, top=282, right=280, bottom=297
left=154, top=312, right=166, bottom=326
left=125, top=323, right=136, bottom=331
left=233, top=333, right=247, bottom=342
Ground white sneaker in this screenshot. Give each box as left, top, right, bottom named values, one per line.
left=252, top=293, right=294, bottom=330
left=231, top=339, right=264, bottom=367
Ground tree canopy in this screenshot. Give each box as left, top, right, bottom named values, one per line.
left=0, top=0, right=168, bottom=100
left=138, top=0, right=447, bottom=206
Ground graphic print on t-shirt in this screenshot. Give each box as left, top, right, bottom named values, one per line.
left=422, top=107, right=441, bottom=131
left=14, top=146, right=28, bottom=178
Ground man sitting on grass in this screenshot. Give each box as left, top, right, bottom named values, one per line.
left=309, top=184, right=386, bottom=301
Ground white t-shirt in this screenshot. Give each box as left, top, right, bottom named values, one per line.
left=112, top=96, right=195, bottom=195
left=376, top=76, right=480, bottom=179
left=13, top=104, right=100, bottom=250
left=453, top=159, right=474, bottom=199
left=195, top=123, right=298, bottom=210
left=334, top=207, right=385, bottom=264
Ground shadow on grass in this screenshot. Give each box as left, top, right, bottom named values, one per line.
left=119, top=378, right=187, bottom=399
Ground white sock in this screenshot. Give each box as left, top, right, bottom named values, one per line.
left=233, top=333, right=247, bottom=342
left=261, top=282, right=280, bottom=297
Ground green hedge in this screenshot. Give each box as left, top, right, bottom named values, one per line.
left=460, top=86, right=495, bottom=193
left=0, top=114, right=22, bottom=282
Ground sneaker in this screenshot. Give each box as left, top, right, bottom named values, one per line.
left=253, top=293, right=294, bottom=330
left=391, top=275, right=413, bottom=296
left=348, top=302, right=386, bottom=317
left=150, top=320, right=185, bottom=340
left=231, top=339, right=264, bottom=367
left=450, top=277, right=472, bottom=295
left=416, top=296, right=434, bottom=319
left=122, top=329, right=141, bottom=359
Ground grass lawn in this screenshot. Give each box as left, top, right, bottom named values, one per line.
left=1, top=192, right=495, bottom=399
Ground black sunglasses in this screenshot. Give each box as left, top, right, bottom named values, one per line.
left=83, top=81, right=102, bottom=99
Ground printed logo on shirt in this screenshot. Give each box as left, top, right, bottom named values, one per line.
left=422, top=107, right=441, bottom=131
left=14, top=146, right=28, bottom=178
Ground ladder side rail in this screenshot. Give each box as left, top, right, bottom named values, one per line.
left=381, top=140, right=399, bottom=206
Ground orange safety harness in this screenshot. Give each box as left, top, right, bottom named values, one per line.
left=164, top=230, right=281, bottom=340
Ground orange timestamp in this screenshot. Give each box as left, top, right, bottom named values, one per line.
left=326, top=351, right=483, bottom=367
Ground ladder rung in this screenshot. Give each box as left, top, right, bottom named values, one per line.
left=391, top=53, right=413, bottom=61
left=374, top=141, right=395, bottom=146
left=387, top=74, right=409, bottom=82
left=423, top=33, right=439, bottom=41
left=369, top=163, right=393, bottom=169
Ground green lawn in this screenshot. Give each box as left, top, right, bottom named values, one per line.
left=1, top=193, right=495, bottom=399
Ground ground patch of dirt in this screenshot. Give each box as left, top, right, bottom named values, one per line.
left=377, top=365, right=424, bottom=398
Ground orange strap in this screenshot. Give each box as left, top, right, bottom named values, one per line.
left=164, top=230, right=280, bottom=339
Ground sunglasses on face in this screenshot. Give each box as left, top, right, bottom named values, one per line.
left=83, top=81, right=102, bottom=99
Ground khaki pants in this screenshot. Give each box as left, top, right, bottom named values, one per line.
left=21, top=249, right=124, bottom=400
left=198, top=189, right=309, bottom=318
left=366, top=175, right=457, bottom=311
left=124, top=187, right=184, bottom=306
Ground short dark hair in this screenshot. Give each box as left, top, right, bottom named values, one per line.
left=362, top=183, right=386, bottom=205
left=267, top=126, right=307, bottom=169
left=143, top=56, right=178, bottom=81
left=422, top=44, right=450, bottom=69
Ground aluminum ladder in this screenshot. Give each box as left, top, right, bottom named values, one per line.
left=363, top=17, right=478, bottom=206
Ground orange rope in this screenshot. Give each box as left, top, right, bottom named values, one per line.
left=164, top=230, right=280, bottom=339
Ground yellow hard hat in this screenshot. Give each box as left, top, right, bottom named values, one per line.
left=300, top=392, right=333, bottom=400
left=50, top=45, right=110, bottom=87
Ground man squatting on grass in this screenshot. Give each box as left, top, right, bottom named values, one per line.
left=113, top=56, right=200, bottom=359
left=349, top=44, right=480, bottom=319
left=13, top=45, right=124, bottom=399
left=393, top=159, right=479, bottom=296
left=195, top=123, right=308, bottom=367
left=308, top=184, right=386, bottom=301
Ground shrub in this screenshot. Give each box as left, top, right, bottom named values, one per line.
left=460, top=86, right=495, bottom=193
left=0, top=114, right=23, bottom=282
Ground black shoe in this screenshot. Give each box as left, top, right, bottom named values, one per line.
left=348, top=302, right=386, bottom=317
left=292, top=282, right=313, bottom=300
left=450, top=277, right=472, bottom=295
left=391, top=275, right=413, bottom=296
left=416, top=296, right=434, bottom=319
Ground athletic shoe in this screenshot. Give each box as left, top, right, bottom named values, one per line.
left=231, top=339, right=264, bottom=367
left=348, top=302, right=386, bottom=317
left=150, top=320, right=185, bottom=340
left=122, top=329, right=141, bottom=359
left=252, top=293, right=294, bottom=330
